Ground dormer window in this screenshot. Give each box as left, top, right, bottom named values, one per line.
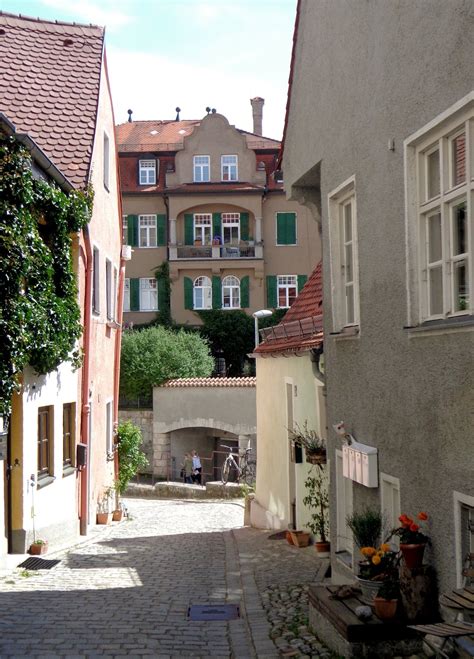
left=194, top=155, right=210, bottom=182
left=139, top=159, right=157, bottom=185
left=221, top=155, right=238, bottom=181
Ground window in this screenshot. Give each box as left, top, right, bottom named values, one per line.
left=454, top=491, right=474, bottom=587
left=124, top=278, right=130, bottom=312
left=106, top=259, right=112, bottom=320
left=276, top=212, right=297, bottom=245
left=222, top=275, right=240, bottom=309
left=335, top=449, right=353, bottom=558
left=63, top=403, right=75, bottom=468
left=139, top=214, right=157, bottom=247
left=113, top=267, right=118, bottom=321
left=380, top=474, right=401, bottom=544
left=106, top=400, right=113, bottom=456
left=194, top=213, right=212, bottom=244
left=122, top=216, right=128, bottom=245
left=139, top=278, right=158, bottom=311
left=194, top=155, right=210, bottom=182
left=193, top=276, right=212, bottom=309
left=139, top=160, right=156, bottom=185
left=328, top=178, right=359, bottom=329
left=222, top=213, right=240, bottom=244
left=92, top=246, right=100, bottom=314
left=103, top=132, right=110, bottom=190
left=38, top=406, right=52, bottom=479
left=221, top=155, right=238, bottom=181
left=277, top=275, right=297, bottom=308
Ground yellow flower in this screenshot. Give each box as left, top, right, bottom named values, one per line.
left=380, top=543, right=391, bottom=553
left=361, top=547, right=377, bottom=557
left=372, top=555, right=381, bottom=565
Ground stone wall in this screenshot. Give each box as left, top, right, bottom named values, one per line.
left=119, top=410, right=154, bottom=474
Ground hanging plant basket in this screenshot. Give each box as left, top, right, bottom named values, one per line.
left=306, top=449, right=327, bottom=465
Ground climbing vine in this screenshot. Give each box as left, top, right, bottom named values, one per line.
left=154, top=261, right=172, bottom=327
left=0, top=135, right=93, bottom=416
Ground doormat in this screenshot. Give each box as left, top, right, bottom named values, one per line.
left=268, top=531, right=287, bottom=540
left=187, top=604, right=240, bottom=621
left=17, top=557, right=61, bottom=570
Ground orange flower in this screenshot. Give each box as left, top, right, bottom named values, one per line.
left=418, top=512, right=428, bottom=521
left=372, top=555, right=381, bottom=565
left=361, top=547, right=377, bottom=557
left=410, top=523, right=419, bottom=532
left=380, top=543, right=391, bottom=553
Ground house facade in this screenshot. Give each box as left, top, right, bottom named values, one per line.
left=0, top=14, right=123, bottom=554
left=282, top=0, right=474, bottom=593
left=252, top=263, right=326, bottom=533
left=116, top=100, right=320, bottom=326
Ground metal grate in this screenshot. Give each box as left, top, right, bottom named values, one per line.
left=17, top=557, right=61, bottom=570
left=187, top=604, right=240, bottom=621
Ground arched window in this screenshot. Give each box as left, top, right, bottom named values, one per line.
left=222, top=275, right=240, bottom=309
left=193, top=276, right=212, bottom=309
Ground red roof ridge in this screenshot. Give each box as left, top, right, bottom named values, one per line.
left=0, top=10, right=103, bottom=33
left=161, top=377, right=256, bottom=388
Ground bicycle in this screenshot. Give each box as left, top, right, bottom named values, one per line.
left=220, top=444, right=256, bottom=485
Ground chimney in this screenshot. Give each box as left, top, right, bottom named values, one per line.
left=250, top=97, right=264, bottom=136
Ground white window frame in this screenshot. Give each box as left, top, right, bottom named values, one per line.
left=122, top=215, right=128, bottom=245
left=193, top=276, right=212, bottom=310
left=124, top=278, right=130, bottom=312
left=405, top=94, right=474, bottom=326
left=222, top=212, right=240, bottom=244
left=194, top=213, right=212, bottom=244
left=453, top=491, right=474, bottom=587
left=222, top=275, right=240, bottom=309
left=335, top=449, right=353, bottom=558
left=103, top=132, right=110, bottom=191
left=139, top=278, right=158, bottom=311
left=139, top=160, right=156, bottom=185
left=92, top=245, right=100, bottom=315
left=139, top=214, right=157, bottom=248
left=277, top=275, right=297, bottom=309
left=380, top=473, right=401, bottom=547
left=193, top=155, right=210, bottom=182
left=221, top=155, right=238, bottom=181
left=328, top=177, right=360, bottom=330
left=106, top=258, right=112, bottom=320
left=106, top=399, right=114, bottom=456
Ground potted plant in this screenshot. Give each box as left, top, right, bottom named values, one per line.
left=29, top=539, right=48, bottom=555
left=289, top=530, right=311, bottom=547
left=303, top=469, right=330, bottom=554
left=391, top=512, right=430, bottom=569
left=374, top=576, right=400, bottom=620
left=96, top=488, right=114, bottom=525
left=290, top=421, right=326, bottom=464
left=357, top=544, right=400, bottom=601
left=346, top=508, right=383, bottom=552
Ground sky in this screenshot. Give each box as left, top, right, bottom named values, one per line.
left=1, top=0, right=297, bottom=139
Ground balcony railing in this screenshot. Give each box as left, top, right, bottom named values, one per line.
left=170, top=243, right=262, bottom=260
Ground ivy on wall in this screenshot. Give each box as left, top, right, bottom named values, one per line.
left=0, top=135, right=93, bottom=416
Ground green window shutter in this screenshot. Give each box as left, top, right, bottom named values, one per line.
left=266, top=275, right=277, bottom=308
left=127, top=215, right=138, bottom=247
left=184, top=214, right=194, bottom=245
left=157, top=276, right=166, bottom=310
left=297, top=275, right=308, bottom=293
left=240, top=276, right=249, bottom=308
left=276, top=213, right=286, bottom=244
left=287, top=213, right=297, bottom=244
left=212, top=212, right=222, bottom=239
left=240, top=212, right=249, bottom=241
left=157, top=214, right=166, bottom=246
left=130, top=278, right=140, bottom=311
left=212, top=276, right=222, bottom=309
left=184, top=277, right=193, bottom=310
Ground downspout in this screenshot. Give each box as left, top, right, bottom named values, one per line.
left=113, top=256, right=125, bottom=485
left=80, top=225, right=93, bottom=536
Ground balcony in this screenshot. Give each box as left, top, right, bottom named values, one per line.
left=169, top=242, right=262, bottom=260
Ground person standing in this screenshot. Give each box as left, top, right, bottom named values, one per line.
left=191, top=449, right=202, bottom=485
left=183, top=452, right=193, bottom=484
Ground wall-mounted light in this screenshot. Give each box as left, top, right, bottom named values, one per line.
left=252, top=309, right=273, bottom=348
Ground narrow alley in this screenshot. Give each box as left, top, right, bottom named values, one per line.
left=0, top=498, right=329, bottom=658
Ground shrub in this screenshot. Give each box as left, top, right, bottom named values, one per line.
left=116, top=421, right=149, bottom=494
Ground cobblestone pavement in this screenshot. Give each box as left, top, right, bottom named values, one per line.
left=0, top=498, right=329, bottom=658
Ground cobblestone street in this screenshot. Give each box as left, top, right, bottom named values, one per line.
left=0, top=498, right=329, bottom=658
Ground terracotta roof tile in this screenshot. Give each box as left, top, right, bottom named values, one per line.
left=256, top=262, right=323, bottom=356
left=161, top=377, right=256, bottom=388
left=166, top=182, right=265, bottom=194
left=0, top=12, right=104, bottom=188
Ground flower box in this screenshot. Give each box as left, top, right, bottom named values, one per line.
left=306, top=449, right=327, bottom=465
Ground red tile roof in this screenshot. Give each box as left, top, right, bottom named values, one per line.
left=0, top=12, right=104, bottom=188
left=256, top=261, right=323, bottom=355
left=162, top=377, right=256, bottom=388
left=116, top=120, right=280, bottom=153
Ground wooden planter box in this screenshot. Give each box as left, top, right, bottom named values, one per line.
left=306, top=450, right=327, bottom=465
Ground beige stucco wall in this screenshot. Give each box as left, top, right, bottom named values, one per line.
left=254, top=353, right=327, bottom=532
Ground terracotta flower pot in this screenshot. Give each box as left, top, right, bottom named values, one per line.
left=315, top=541, right=330, bottom=554
left=285, top=530, right=294, bottom=545
left=97, top=512, right=112, bottom=525
left=290, top=531, right=310, bottom=547
left=112, top=509, right=123, bottom=522
left=29, top=541, right=48, bottom=555
left=374, top=597, right=398, bottom=620
left=400, top=543, right=426, bottom=569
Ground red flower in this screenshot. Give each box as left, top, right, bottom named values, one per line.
left=418, top=512, right=428, bottom=521
left=410, top=523, right=419, bottom=532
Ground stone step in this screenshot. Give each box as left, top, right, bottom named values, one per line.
left=125, top=480, right=246, bottom=499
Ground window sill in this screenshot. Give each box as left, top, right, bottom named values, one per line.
left=335, top=550, right=353, bottom=571
left=37, top=475, right=55, bottom=489
left=106, top=320, right=121, bottom=330
left=62, top=465, right=76, bottom=478
left=405, top=315, right=474, bottom=337
left=330, top=326, right=360, bottom=339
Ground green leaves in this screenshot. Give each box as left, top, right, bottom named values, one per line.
left=0, top=135, right=92, bottom=416
left=116, top=421, right=149, bottom=494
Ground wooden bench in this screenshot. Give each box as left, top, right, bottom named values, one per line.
left=308, top=584, right=423, bottom=658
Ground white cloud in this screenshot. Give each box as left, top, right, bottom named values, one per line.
left=39, top=0, right=133, bottom=29
left=107, top=46, right=287, bottom=139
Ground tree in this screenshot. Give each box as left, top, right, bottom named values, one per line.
left=120, top=325, right=214, bottom=399
left=116, top=421, right=148, bottom=494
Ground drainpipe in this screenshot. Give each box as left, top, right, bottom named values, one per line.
left=80, top=225, right=93, bottom=536
left=113, top=256, right=126, bottom=485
